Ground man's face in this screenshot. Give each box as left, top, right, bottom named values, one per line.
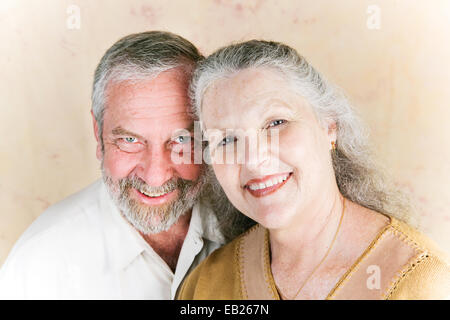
left=93, top=68, right=203, bottom=234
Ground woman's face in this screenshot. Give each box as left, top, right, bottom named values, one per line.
left=202, top=68, right=337, bottom=230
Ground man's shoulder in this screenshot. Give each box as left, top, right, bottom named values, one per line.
left=19, top=180, right=104, bottom=242
left=0, top=180, right=111, bottom=297
left=3, top=180, right=106, bottom=265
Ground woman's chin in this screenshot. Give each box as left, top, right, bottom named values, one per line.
left=249, top=208, right=294, bottom=230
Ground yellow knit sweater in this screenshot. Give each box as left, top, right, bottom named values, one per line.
left=178, top=217, right=450, bottom=300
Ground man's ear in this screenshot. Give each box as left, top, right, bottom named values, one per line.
left=91, top=110, right=102, bottom=161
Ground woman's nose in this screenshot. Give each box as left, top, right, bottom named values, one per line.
left=241, top=130, right=280, bottom=171
left=243, top=133, right=270, bottom=169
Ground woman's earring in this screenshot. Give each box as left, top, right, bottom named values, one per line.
left=331, top=141, right=336, bottom=150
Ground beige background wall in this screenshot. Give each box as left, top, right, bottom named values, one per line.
left=1, top=0, right=449, bottom=266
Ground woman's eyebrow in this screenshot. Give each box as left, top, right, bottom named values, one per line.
left=261, top=99, right=295, bottom=114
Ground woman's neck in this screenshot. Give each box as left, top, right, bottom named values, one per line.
left=269, top=188, right=345, bottom=269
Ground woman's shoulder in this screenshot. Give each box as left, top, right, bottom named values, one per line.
left=350, top=215, right=450, bottom=299
left=330, top=213, right=450, bottom=300
left=389, top=216, right=449, bottom=262
left=383, top=217, right=450, bottom=299
left=177, top=225, right=258, bottom=300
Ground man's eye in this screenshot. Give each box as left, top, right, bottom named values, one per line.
left=268, top=119, right=286, bottom=128
left=124, top=137, right=138, bottom=143
left=174, top=135, right=192, bottom=144
left=219, top=136, right=237, bottom=147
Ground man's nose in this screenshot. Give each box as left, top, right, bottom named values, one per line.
left=137, top=146, right=174, bottom=187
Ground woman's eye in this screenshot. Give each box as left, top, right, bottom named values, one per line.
left=219, top=136, right=237, bottom=146
left=124, top=137, right=138, bottom=143
left=268, top=119, right=286, bottom=128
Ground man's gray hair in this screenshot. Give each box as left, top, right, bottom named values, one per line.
left=91, top=31, right=256, bottom=241
left=91, top=31, right=203, bottom=148
left=190, top=40, right=414, bottom=226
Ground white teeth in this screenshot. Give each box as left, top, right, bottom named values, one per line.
left=265, top=180, right=274, bottom=188
left=140, top=189, right=170, bottom=197
left=247, top=173, right=290, bottom=191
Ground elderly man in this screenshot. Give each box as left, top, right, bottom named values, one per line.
left=0, top=31, right=226, bottom=299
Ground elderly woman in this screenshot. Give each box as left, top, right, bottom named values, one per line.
left=178, top=41, right=450, bottom=300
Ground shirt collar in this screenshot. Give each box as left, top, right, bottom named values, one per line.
left=98, top=180, right=225, bottom=272
left=190, top=197, right=226, bottom=245
left=99, top=181, right=149, bottom=272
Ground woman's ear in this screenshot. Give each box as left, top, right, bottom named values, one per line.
left=91, top=110, right=102, bottom=161
left=327, top=120, right=337, bottom=150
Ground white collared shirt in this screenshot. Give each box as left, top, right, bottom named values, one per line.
left=0, top=180, right=224, bottom=299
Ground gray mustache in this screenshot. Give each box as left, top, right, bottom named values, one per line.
left=119, top=176, right=193, bottom=194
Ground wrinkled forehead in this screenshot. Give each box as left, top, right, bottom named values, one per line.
left=104, top=69, right=192, bottom=121
left=201, top=67, right=309, bottom=130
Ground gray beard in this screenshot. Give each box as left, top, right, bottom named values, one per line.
left=102, top=166, right=206, bottom=235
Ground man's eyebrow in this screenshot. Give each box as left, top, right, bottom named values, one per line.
left=111, top=126, right=146, bottom=141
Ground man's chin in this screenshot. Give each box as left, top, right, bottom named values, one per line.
left=102, top=172, right=205, bottom=234
left=138, top=216, right=173, bottom=235
left=120, top=194, right=184, bottom=234
left=121, top=206, right=178, bottom=234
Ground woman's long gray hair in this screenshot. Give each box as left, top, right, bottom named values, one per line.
left=193, top=40, right=415, bottom=241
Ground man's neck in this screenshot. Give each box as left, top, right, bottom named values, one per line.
left=140, top=210, right=192, bottom=273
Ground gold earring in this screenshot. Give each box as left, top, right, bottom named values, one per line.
left=331, top=141, right=336, bottom=150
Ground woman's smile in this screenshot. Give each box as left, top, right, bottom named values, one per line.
left=244, top=172, right=293, bottom=198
